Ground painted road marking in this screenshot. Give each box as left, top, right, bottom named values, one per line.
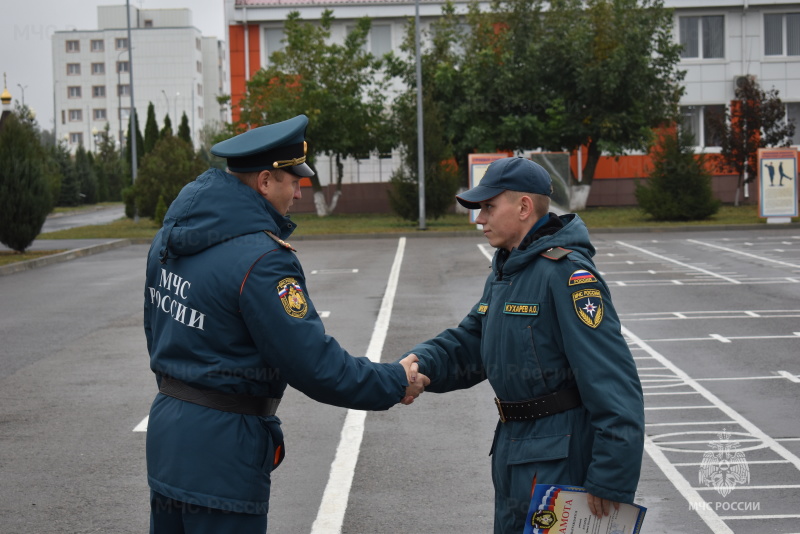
left=311, top=269, right=359, bottom=275
left=624, top=324, right=800, bottom=531
left=311, top=237, right=406, bottom=534
left=133, top=416, right=148, bottom=432
left=687, top=239, right=800, bottom=270
left=616, top=241, right=742, bottom=284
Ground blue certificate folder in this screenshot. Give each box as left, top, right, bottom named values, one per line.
left=523, top=484, right=646, bottom=534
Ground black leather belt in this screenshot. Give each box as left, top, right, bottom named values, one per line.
left=158, top=375, right=281, bottom=417
left=494, top=388, right=581, bottom=423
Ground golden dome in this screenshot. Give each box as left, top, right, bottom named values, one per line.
left=1, top=73, right=11, bottom=105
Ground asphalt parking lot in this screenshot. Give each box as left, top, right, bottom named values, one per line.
left=0, top=225, right=798, bottom=533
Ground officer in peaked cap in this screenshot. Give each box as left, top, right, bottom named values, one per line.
left=211, top=114, right=315, bottom=176
left=144, top=114, right=429, bottom=533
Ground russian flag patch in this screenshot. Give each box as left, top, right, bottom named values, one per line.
left=568, top=269, right=597, bottom=286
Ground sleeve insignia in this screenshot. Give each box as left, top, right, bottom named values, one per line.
left=572, top=288, right=603, bottom=328
left=476, top=303, right=489, bottom=315
left=568, top=269, right=598, bottom=286
left=277, top=277, right=308, bottom=318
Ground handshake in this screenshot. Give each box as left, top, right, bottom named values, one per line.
left=398, top=353, right=430, bottom=405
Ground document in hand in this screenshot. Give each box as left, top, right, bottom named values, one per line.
left=523, top=484, right=646, bottom=534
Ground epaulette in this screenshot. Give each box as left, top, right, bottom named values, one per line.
left=264, top=231, right=296, bottom=252
left=540, top=247, right=572, bottom=260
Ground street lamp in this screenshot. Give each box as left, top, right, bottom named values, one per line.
left=117, top=49, right=127, bottom=146
left=16, top=83, right=27, bottom=107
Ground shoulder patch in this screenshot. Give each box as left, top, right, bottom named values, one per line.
left=476, top=303, right=489, bottom=315
left=568, top=269, right=598, bottom=286
left=540, top=247, right=572, bottom=261
left=277, top=277, right=308, bottom=318
left=265, top=231, right=296, bottom=252
left=572, top=288, right=603, bottom=328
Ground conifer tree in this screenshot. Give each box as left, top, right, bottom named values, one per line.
left=124, top=109, right=144, bottom=168
left=635, top=127, right=720, bottom=221
left=178, top=112, right=192, bottom=146
left=143, top=102, right=160, bottom=154
left=0, top=109, right=53, bottom=252
left=74, top=145, right=98, bottom=204
left=160, top=114, right=173, bottom=138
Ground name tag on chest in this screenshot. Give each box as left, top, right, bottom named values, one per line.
left=503, top=302, right=539, bottom=316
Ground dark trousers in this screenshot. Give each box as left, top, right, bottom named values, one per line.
left=150, top=491, right=267, bottom=534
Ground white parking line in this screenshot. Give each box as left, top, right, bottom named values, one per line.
left=133, top=416, right=148, bottom=432
left=311, top=237, right=406, bottom=534
left=624, top=325, right=800, bottom=531
left=687, top=239, right=800, bottom=270
left=616, top=241, right=742, bottom=284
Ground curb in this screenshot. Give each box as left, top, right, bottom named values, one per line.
left=0, top=239, right=135, bottom=276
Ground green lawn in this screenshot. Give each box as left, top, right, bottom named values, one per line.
left=36, top=203, right=793, bottom=242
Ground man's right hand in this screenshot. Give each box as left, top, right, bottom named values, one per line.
left=399, top=353, right=430, bottom=405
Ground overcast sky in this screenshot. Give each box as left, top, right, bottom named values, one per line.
left=1, top=0, right=227, bottom=131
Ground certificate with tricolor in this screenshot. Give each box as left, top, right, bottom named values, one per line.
left=523, top=484, right=646, bottom=534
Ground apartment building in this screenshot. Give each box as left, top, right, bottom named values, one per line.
left=223, top=0, right=799, bottom=194
left=52, top=4, right=227, bottom=153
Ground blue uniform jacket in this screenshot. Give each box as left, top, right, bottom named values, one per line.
left=409, top=214, right=644, bottom=533
left=143, top=168, right=408, bottom=513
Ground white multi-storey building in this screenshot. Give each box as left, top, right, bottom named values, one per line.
left=52, top=4, right=228, bottom=153
left=223, top=0, right=799, bottom=191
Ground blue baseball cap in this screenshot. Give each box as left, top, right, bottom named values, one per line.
left=211, top=115, right=315, bottom=177
left=456, top=157, right=552, bottom=209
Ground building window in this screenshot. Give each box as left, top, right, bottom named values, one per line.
left=144, top=19, right=154, bottom=28
left=116, top=38, right=128, bottom=50
left=680, top=104, right=725, bottom=147
left=94, top=109, right=107, bottom=121
left=68, top=86, right=82, bottom=98
left=67, top=63, right=81, bottom=75
left=370, top=25, right=392, bottom=57
left=68, top=109, right=83, bottom=122
left=117, top=61, right=129, bottom=73
left=764, top=13, right=800, bottom=56
left=197, top=83, right=203, bottom=96
left=118, top=84, right=130, bottom=96
left=119, top=108, right=131, bottom=121
left=66, top=40, right=80, bottom=52
left=198, top=106, right=204, bottom=119
left=91, top=63, right=105, bottom=75
left=196, top=37, right=202, bottom=51
left=91, top=39, right=104, bottom=52
left=787, top=102, right=800, bottom=144
left=69, top=132, right=84, bottom=145
left=92, top=85, right=106, bottom=98
left=264, top=28, right=285, bottom=64
left=197, top=61, right=203, bottom=73
left=679, top=15, right=725, bottom=59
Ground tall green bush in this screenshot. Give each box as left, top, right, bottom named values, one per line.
left=635, top=128, right=720, bottom=221
left=126, top=136, right=206, bottom=219
left=0, top=110, right=54, bottom=252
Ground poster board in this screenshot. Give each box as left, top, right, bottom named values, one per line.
left=758, top=148, right=798, bottom=223
left=467, top=153, right=507, bottom=223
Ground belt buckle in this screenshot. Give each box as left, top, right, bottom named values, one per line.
left=494, top=397, right=506, bottom=423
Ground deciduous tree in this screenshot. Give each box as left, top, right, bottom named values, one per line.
left=707, top=76, right=796, bottom=205
left=234, top=10, right=391, bottom=216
